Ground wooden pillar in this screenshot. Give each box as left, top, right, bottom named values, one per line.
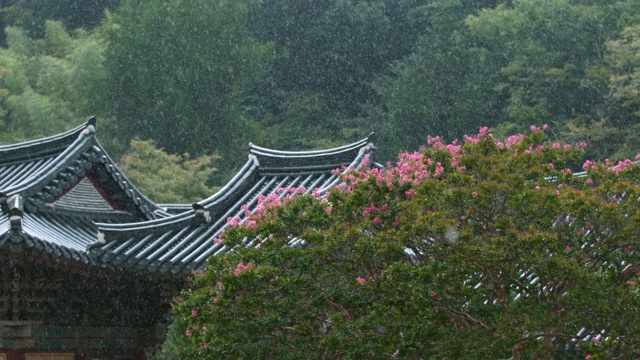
left=6, top=350, right=24, bottom=360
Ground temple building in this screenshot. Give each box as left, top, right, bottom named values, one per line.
left=0, top=118, right=375, bottom=359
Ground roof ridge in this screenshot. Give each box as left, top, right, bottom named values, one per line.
left=248, top=133, right=374, bottom=158
left=0, top=118, right=164, bottom=220
left=90, top=134, right=377, bottom=273
left=0, top=128, right=97, bottom=198
left=0, top=117, right=95, bottom=162
left=94, top=159, right=259, bottom=236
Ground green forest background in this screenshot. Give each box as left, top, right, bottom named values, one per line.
left=1, top=0, right=640, bottom=203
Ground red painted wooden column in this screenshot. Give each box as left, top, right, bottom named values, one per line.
left=6, top=350, right=24, bottom=360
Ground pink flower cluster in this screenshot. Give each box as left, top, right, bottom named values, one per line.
left=611, top=159, right=634, bottom=174
left=233, top=261, right=254, bottom=277
left=362, top=203, right=388, bottom=218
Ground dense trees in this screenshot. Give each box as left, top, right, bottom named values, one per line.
left=375, top=0, right=507, bottom=158
left=100, top=0, right=274, bottom=170
left=0, top=20, right=106, bottom=143
left=177, top=128, right=640, bottom=358
left=1, top=0, right=640, bottom=192
left=119, top=139, right=218, bottom=203
left=0, top=1, right=639, bottom=356
left=466, top=0, right=640, bottom=160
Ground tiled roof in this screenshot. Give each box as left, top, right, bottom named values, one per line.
left=91, top=134, right=376, bottom=274
left=0, top=119, right=172, bottom=265
left=0, top=120, right=376, bottom=274
left=0, top=117, right=165, bottom=219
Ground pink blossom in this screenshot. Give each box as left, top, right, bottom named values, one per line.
left=234, top=262, right=250, bottom=277
left=530, top=125, right=540, bottom=132
left=552, top=143, right=561, bottom=149
left=357, top=277, right=366, bottom=285
left=627, top=280, right=635, bottom=285
left=565, top=246, right=571, bottom=253
left=593, top=338, right=600, bottom=343
left=586, top=178, right=593, bottom=185
left=472, top=192, right=478, bottom=198
left=564, top=144, right=571, bottom=150
left=213, top=237, right=222, bottom=244
left=405, top=189, right=416, bottom=199
left=433, top=162, right=444, bottom=178
left=226, top=216, right=241, bottom=227
left=360, top=153, right=370, bottom=167
left=543, top=124, right=548, bottom=130
left=204, top=344, right=208, bottom=349
left=203, top=326, right=207, bottom=332
left=191, top=310, right=197, bottom=317
left=555, top=190, right=560, bottom=196
left=373, top=217, right=380, bottom=225
left=325, top=206, right=332, bottom=214
left=458, top=165, right=466, bottom=172
left=430, top=291, right=437, bottom=297
left=213, top=297, right=218, bottom=303
left=558, top=184, right=563, bottom=189
left=186, top=330, right=192, bottom=337
left=579, top=227, right=585, bottom=235
left=636, top=153, right=640, bottom=160
left=216, top=281, right=222, bottom=287
left=585, top=355, right=591, bottom=360
left=548, top=163, right=554, bottom=169
left=464, top=134, right=479, bottom=144
left=393, top=216, right=400, bottom=227
left=535, top=186, right=540, bottom=191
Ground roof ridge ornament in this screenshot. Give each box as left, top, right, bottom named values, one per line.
left=192, top=203, right=212, bottom=223
left=97, top=231, right=106, bottom=244
left=80, top=116, right=97, bottom=137
left=7, top=194, right=23, bottom=231
left=248, top=154, right=260, bottom=166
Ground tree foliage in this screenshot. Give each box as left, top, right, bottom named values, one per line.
left=0, top=20, right=106, bottom=144
left=119, top=139, right=219, bottom=204
left=375, top=0, right=507, bottom=159
left=466, top=0, right=640, bottom=160
left=0, top=0, right=118, bottom=45
left=177, top=127, right=640, bottom=359
left=100, top=0, right=274, bottom=168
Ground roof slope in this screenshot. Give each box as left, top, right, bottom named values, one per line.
left=91, top=134, right=376, bottom=274
left=0, top=118, right=169, bottom=263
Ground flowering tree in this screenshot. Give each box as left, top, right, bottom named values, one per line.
left=176, top=127, right=640, bottom=359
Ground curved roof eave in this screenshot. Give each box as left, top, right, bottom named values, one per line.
left=90, top=134, right=376, bottom=274
left=0, top=118, right=92, bottom=161
left=0, top=119, right=164, bottom=220
left=94, top=134, right=375, bottom=236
